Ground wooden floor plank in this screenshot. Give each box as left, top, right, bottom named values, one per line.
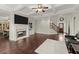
left=0, top=33, right=58, bottom=54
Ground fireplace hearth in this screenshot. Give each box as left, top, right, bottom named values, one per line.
left=17, top=31, right=26, bottom=38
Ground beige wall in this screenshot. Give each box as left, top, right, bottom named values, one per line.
left=35, top=17, right=57, bottom=34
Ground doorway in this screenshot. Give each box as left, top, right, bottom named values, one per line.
left=0, top=20, right=9, bottom=39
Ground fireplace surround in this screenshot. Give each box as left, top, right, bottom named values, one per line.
left=17, top=31, right=26, bottom=38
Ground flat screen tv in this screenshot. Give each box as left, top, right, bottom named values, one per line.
left=14, top=14, right=28, bottom=24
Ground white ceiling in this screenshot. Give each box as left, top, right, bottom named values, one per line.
left=0, top=4, right=79, bottom=18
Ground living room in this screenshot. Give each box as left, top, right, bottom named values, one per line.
left=1, top=4, right=79, bottom=54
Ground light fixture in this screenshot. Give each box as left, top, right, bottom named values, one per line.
left=59, top=17, right=64, bottom=21
left=32, top=4, right=48, bottom=13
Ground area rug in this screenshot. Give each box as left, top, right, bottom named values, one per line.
left=35, top=39, right=68, bottom=54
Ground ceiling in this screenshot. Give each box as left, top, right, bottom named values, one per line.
left=0, top=4, right=79, bottom=18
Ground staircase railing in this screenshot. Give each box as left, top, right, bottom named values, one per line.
left=51, top=22, right=59, bottom=33
left=51, top=22, right=68, bottom=35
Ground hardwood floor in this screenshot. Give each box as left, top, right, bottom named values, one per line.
left=0, top=33, right=58, bottom=54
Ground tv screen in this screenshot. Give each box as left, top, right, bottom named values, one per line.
left=14, top=14, right=28, bottom=24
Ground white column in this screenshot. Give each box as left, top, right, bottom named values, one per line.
left=9, top=12, right=17, bottom=41
left=26, top=25, right=29, bottom=37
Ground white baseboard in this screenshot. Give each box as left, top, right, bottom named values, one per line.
left=36, top=32, right=57, bottom=35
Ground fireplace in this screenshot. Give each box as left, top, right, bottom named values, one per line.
left=17, top=31, right=26, bottom=38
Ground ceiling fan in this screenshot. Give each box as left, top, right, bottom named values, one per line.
left=32, top=4, right=48, bottom=13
